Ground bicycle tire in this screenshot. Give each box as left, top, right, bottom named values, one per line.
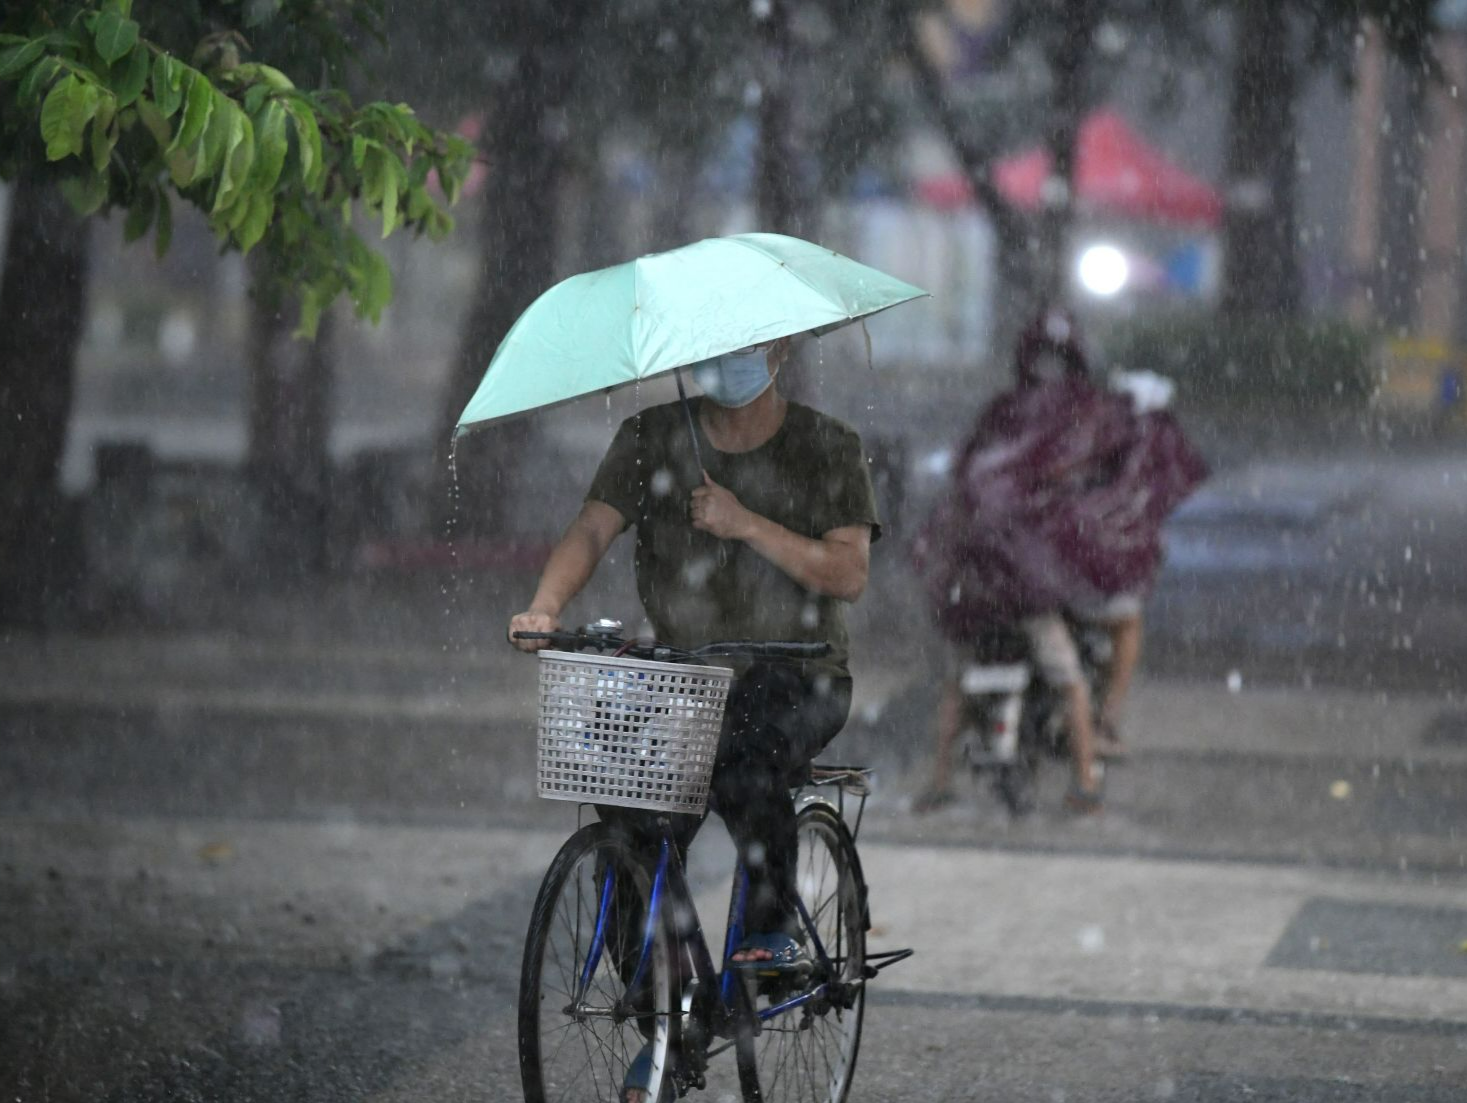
left=519, top=822, right=675, bottom=1103
left=735, top=804, right=866, bottom=1103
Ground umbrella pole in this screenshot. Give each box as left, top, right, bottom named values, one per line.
left=674, top=367, right=706, bottom=476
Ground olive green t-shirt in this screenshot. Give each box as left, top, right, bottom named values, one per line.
left=586, top=398, right=881, bottom=678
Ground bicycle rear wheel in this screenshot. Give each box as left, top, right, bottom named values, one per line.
left=519, top=822, right=674, bottom=1103
left=735, top=803, right=866, bottom=1103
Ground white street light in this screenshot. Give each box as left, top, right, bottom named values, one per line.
left=1078, top=243, right=1129, bottom=297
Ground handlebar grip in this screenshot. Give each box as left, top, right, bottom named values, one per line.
left=697, top=640, right=832, bottom=659
left=511, top=630, right=584, bottom=646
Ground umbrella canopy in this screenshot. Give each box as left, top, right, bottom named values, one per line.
left=456, top=232, right=928, bottom=431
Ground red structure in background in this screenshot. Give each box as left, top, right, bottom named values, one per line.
left=916, top=109, right=1223, bottom=230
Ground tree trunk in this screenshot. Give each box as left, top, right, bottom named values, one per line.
left=0, top=173, right=90, bottom=626
left=1221, top=0, right=1301, bottom=318
left=889, top=2, right=1035, bottom=351
left=1036, top=0, right=1098, bottom=307
left=433, top=3, right=592, bottom=537
left=754, top=0, right=817, bottom=241
left=247, top=252, right=335, bottom=578
left=754, top=0, right=825, bottom=402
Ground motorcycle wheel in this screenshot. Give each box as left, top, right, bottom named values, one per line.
left=994, top=760, right=1037, bottom=815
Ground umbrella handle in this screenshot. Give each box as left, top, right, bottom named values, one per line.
left=674, top=367, right=707, bottom=479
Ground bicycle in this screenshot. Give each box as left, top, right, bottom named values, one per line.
left=512, top=622, right=912, bottom=1103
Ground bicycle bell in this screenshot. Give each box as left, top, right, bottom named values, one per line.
left=584, top=618, right=624, bottom=637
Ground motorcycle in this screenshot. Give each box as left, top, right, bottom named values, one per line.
left=956, top=614, right=1113, bottom=815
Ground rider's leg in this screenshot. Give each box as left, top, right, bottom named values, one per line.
left=915, top=677, right=961, bottom=811
left=1062, top=678, right=1099, bottom=797
left=1099, top=612, right=1143, bottom=732
left=711, top=662, right=851, bottom=960
left=932, top=676, right=962, bottom=789
left=1022, top=613, right=1101, bottom=800
left=597, top=806, right=704, bottom=1004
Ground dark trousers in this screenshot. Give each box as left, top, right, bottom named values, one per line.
left=600, top=661, right=852, bottom=937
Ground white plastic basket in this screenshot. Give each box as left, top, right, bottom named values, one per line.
left=535, top=650, right=733, bottom=815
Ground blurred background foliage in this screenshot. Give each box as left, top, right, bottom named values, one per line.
left=0, top=0, right=1459, bottom=629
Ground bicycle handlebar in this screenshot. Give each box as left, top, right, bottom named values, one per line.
left=511, top=630, right=830, bottom=662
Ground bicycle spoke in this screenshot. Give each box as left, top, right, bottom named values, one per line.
left=740, top=808, right=864, bottom=1103
left=524, top=829, right=670, bottom=1103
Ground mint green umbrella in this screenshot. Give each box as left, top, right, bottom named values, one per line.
left=455, top=233, right=928, bottom=437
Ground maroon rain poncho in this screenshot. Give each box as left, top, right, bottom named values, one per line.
left=914, top=374, right=1208, bottom=639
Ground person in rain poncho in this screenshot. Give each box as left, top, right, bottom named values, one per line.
left=913, top=309, right=1207, bottom=814
left=508, top=337, right=879, bottom=1035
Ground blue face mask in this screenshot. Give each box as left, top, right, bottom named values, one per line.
left=692, top=347, right=774, bottom=408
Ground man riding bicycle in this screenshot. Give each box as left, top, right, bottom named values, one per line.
left=508, top=336, right=880, bottom=1101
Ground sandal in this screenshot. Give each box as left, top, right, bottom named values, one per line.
left=1063, top=781, right=1104, bottom=816
left=729, top=931, right=812, bottom=978
left=623, top=1042, right=672, bottom=1103
left=912, top=787, right=956, bottom=814
left=1093, top=720, right=1129, bottom=762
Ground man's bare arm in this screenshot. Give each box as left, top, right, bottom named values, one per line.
left=690, top=472, right=870, bottom=601
left=740, top=519, right=871, bottom=602
left=508, top=501, right=628, bottom=651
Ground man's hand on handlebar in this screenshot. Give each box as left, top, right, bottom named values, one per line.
left=508, top=609, right=560, bottom=652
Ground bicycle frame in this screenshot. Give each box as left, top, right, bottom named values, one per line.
left=572, top=818, right=857, bottom=1042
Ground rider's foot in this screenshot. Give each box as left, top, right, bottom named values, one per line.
left=730, top=931, right=812, bottom=977
left=623, top=1042, right=670, bottom=1103
left=912, top=787, right=956, bottom=814
left=1063, top=781, right=1104, bottom=815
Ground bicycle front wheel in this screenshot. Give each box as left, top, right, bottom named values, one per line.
left=736, top=803, right=867, bottom=1103
left=519, top=822, right=674, bottom=1103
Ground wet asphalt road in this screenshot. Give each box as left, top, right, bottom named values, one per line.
left=3, top=660, right=1466, bottom=1102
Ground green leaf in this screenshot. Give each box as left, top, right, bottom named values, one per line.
left=110, top=43, right=149, bottom=107
left=359, top=145, right=384, bottom=205
left=379, top=156, right=404, bottom=239
left=169, top=72, right=212, bottom=154
left=351, top=133, right=369, bottom=170
left=197, top=91, right=235, bottom=182
left=166, top=147, right=198, bottom=187
left=243, top=81, right=270, bottom=116
left=0, top=38, right=44, bottom=80
left=17, top=55, right=61, bottom=107
left=93, top=11, right=139, bottom=65
left=236, top=192, right=274, bottom=252
left=211, top=106, right=254, bottom=214
left=406, top=184, right=430, bottom=222
left=285, top=99, right=323, bottom=191
left=251, top=100, right=288, bottom=192
left=254, top=64, right=294, bottom=91
left=40, top=75, right=98, bottom=162
left=154, top=189, right=173, bottom=258
left=91, top=95, right=118, bottom=170
left=59, top=170, right=108, bottom=216
left=123, top=185, right=157, bottom=242
left=135, top=96, right=169, bottom=146
left=361, top=249, right=392, bottom=321
left=152, top=53, right=183, bottom=118
left=295, top=288, right=323, bottom=339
